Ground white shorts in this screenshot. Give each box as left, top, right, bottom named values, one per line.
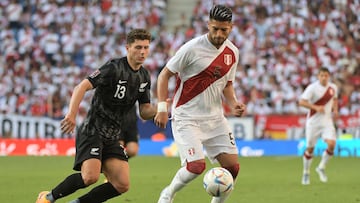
left=171, top=117, right=238, bottom=165
left=305, top=123, right=336, bottom=148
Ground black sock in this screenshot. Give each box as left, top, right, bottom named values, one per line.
left=78, top=182, right=121, bottom=203
left=51, top=173, right=86, bottom=200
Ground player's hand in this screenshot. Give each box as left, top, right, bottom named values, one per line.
left=154, top=112, right=168, bottom=128
left=61, top=115, right=76, bottom=134
left=233, top=103, right=246, bottom=117
left=314, top=105, right=325, bottom=113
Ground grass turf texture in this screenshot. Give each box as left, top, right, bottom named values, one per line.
left=0, top=156, right=359, bottom=203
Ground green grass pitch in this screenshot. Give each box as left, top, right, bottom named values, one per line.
left=0, top=156, right=359, bottom=203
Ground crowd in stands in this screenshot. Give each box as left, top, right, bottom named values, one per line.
left=1, top=0, right=360, bottom=120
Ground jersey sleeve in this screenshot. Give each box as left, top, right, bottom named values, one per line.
left=87, top=60, right=114, bottom=88
left=228, top=46, right=239, bottom=82
left=165, top=42, right=192, bottom=74
left=137, top=70, right=151, bottom=104
left=300, top=83, right=314, bottom=100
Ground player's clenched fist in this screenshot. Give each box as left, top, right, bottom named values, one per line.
left=233, top=103, right=246, bottom=117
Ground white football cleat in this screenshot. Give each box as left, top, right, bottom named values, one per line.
left=301, top=173, right=310, bottom=185
left=316, top=167, right=328, bottom=183
left=157, top=186, right=174, bottom=203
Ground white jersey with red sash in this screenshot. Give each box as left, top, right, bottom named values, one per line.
left=300, top=80, right=338, bottom=126
left=166, top=34, right=239, bottom=121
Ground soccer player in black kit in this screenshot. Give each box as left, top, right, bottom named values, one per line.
left=36, top=29, right=157, bottom=203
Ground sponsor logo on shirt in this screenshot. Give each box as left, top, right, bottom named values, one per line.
left=118, top=80, right=127, bottom=84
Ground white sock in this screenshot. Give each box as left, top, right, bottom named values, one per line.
left=167, top=166, right=199, bottom=195
left=318, top=150, right=332, bottom=169
left=303, top=152, right=313, bottom=174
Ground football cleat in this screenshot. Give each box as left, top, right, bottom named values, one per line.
left=157, top=186, right=174, bottom=203
left=36, top=191, right=51, bottom=203
left=301, top=173, right=310, bottom=185
left=316, top=167, right=328, bottom=183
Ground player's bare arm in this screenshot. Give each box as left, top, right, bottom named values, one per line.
left=139, top=103, right=157, bottom=120
left=61, top=79, right=93, bottom=134
left=299, top=99, right=325, bottom=113
left=155, top=67, right=175, bottom=128
left=223, top=81, right=246, bottom=117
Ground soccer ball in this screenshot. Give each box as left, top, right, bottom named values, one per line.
left=203, top=167, right=234, bottom=197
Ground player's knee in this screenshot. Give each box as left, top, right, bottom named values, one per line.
left=126, top=149, right=138, bottom=158
left=82, top=174, right=100, bottom=186
left=112, top=182, right=130, bottom=193
left=186, top=161, right=206, bottom=174
left=327, top=140, right=336, bottom=151
left=304, top=150, right=313, bottom=159
left=125, top=143, right=139, bottom=158
left=224, top=163, right=240, bottom=180
left=306, top=148, right=314, bottom=154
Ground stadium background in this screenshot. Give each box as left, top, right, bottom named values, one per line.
left=0, top=0, right=359, bottom=157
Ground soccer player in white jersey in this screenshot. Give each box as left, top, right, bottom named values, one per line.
left=154, top=4, right=246, bottom=203
left=299, top=67, right=339, bottom=185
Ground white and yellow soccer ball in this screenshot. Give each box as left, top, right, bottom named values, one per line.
left=203, top=167, right=234, bottom=197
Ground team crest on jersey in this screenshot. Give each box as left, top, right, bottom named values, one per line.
left=139, top=82, right=148, bottom=92
left=224, top=54, right=232, bottom=65
left=89, top=69, right=100, bottom=78
left=188, top=148, right=195, bottom=156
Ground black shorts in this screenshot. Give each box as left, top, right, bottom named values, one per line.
left=119, top=122, right=139, bottom=144
left=73, top=122, right=128, bottom=171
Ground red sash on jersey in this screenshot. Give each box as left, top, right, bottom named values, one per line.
left=175, top=46, right=236, bottom=107
left=309, top=86, right=334, bottom=117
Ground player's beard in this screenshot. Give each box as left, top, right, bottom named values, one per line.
left=210, top=37, right=226, bottom=48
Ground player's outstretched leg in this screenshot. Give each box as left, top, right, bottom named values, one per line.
left=36, top=173, right=87, bottom=203
left=158, top=162, right=204, bottom=203
left=158, top=186, right=174, bottom=203
left=68, top=182, right=121, bottom=203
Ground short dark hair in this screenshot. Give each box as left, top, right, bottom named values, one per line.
left=319, top=67, right=330, bottom=74
left=126, top=29, right=151, bottom=44
left=209, top=5, right=232, bottom=22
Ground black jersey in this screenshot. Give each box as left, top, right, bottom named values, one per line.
left=121, top=104, right=138, bottom=130
left=85, top=57, right=151, bottom=142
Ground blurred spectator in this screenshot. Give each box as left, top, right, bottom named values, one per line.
left=0, top=0, right=359, bottom=120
